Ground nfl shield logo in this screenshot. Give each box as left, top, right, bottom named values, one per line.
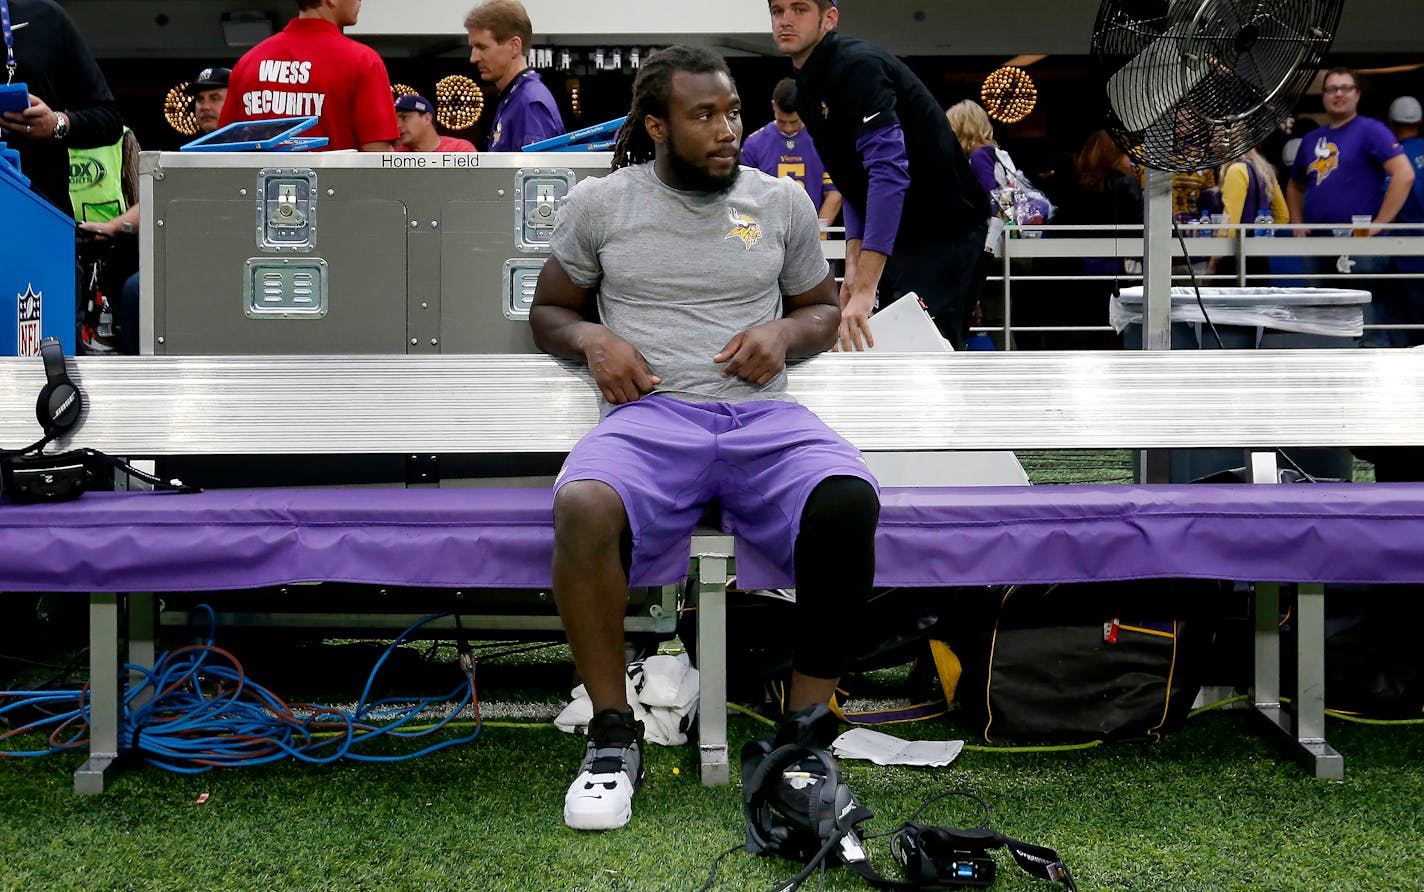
left=17, top=284, right=42, bottom=358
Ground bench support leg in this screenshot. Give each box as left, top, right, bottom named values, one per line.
left=693, top=536, right=734, bottom=786
left=75, top=593, right=124, bottom=794
left=127, top=593, right=156, bottom=709
left=1252, top=582, right=1343, bottom=779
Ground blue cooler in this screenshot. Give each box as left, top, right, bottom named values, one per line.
left=0, top=170, right=75, bottom=355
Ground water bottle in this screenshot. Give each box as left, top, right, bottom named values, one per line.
left=1253, top=212, right=1275, bottom=238
left=1199, top=211, right=1212, bottom=237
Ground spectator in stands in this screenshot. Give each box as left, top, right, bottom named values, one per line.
left=740, top=77, right=841, bottom=228
left=1287, top=67, right=1414, bottom=346
left=1170, top=167, right=1219, bottom=223
left=946, top=98, right=1043, bottom=347
left=393, top=94, right=476, bottom=152
left=531, top=46, right=878, bottom=832
left=1205, top=147, right=1289, bottom=280
left=219, top=0, right=397, bottom=152
left=769, top=0, right=990, bottom=351
left=1384, top=96, right=1424, bottom=347
left=0, top=0, right=123, bottom=218
left=187, top=66, right=231, bottom=136
left=1046, top=130, right=1142, bottom=348
left=464, top=0, right=563, bottom=151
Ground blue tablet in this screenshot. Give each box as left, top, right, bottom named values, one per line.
left=181, top=116, right=321, bottom=152
left=522, top=116, right=626, bottom=152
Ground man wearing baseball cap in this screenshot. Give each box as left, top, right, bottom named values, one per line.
left=1388, top=95, right=1424, bottom=347
left=394, top=94, right=476, bottom=152
left=186, top=67, right=231, bottom=136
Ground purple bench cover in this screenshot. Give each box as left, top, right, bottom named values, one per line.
left=2, top=483, right=1423, bottom=593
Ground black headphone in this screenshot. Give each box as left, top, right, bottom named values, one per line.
left=744, top=741, right=858, bottom=858
left=36, top=337, right=83, bottom=436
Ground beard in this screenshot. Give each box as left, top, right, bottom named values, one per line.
left=665, top=126, right=740, bottom=196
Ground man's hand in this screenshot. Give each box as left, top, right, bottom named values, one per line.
left=0, top=95, right=58, bottom=141
left=715, top=323, right=794, bottom=386
left=584, top=329, right=661, bottom=404
left=835, top=280, right=875, bottom=352
left=78, top=220, right=121, bottom=239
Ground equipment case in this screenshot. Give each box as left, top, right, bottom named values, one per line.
left=139, top=151, right=614, bottom=355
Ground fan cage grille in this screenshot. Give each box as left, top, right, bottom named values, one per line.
left=1093, top=0, right=1344, bottom=172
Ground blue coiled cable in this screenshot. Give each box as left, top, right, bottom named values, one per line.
left=0, top=605, right=482, bottom=772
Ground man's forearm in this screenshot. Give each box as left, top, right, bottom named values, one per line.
left=853, top=247, right=889, bottom=297
left=1286, top=181, right=1306, bottom=225
left=530, top=306, right=605, bottom=361
left=1375, top=177, right=1413, bottom=226
left=778, top=303, right=841, bottom=359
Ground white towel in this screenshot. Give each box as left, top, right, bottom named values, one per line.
left=554, top=653, right=700, bottom=746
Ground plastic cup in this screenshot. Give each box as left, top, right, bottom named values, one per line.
left=1352, top=214, right=1373, bottom=237
left=1210, top=213, right=1229, bottom=236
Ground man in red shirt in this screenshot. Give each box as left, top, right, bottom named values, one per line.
left=393, top=95, right=476, bottom=152
left=219, top=0, right=397, bottom=152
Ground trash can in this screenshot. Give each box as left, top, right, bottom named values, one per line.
left=1, top=168, right=76, bottom=356
left=1112, top=285, right=1369, bottom=482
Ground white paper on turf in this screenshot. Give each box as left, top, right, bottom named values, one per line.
left=831, top=727, right=965, bottom=767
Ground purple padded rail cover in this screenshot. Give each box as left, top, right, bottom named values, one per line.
left=3, top=484, right=1424, bottom=593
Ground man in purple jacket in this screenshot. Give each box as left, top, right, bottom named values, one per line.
left=465, top=0, right=564, bottom=151
left=769, top=0, right=990, bottom=350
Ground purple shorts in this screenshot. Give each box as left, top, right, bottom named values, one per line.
left=555, top=395, right=878, bottom=587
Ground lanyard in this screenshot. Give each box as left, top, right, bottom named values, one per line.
left=495, top=68, right=534, bottom=124
left=1, top=0, right=15, bottom=84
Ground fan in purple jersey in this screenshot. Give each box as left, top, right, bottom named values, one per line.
left=1287, top=66, right=1414, bottom=347
left=740, top=78, right=842, bottom=228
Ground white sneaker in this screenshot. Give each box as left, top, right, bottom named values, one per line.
left=564, top=709, right=644, bottom=831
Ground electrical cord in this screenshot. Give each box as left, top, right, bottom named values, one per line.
left=1171, top=217, right=1227, bottom=349
left=0, top=605, right=484, bottom=770
left=124, top=606, right=480, bottom=772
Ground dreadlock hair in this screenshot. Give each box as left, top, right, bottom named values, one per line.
left=610, top=45, right=733, bottom=170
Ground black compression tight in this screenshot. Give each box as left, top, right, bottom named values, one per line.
left=790, top=475, right=880, bottom=680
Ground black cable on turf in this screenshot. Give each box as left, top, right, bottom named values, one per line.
left=692, top=844, right=742, bottom=892
left=907, top=788, right=992, bottom=827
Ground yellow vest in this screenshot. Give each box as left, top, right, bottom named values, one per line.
left=68, top=129, right=130, bottom=223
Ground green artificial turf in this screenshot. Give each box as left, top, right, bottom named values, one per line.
left=1, top=678, right=1422, bottom=891
left=0, top=449, right=1406, bottom=890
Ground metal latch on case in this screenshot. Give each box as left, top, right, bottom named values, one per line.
left=273, top=184, right=306, bottom=228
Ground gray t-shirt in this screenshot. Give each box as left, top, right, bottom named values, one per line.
left=549, top=162, right=830, bottom=404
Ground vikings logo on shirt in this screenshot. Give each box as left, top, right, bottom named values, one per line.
left=1308, top=137, right=1340, bottom=184
left=725, top=207, right=763, bottom=250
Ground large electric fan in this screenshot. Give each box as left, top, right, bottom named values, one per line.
left=1093, top=0, right=1343, bottom=173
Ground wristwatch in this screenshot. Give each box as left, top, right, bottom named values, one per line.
left=52, top=112, right=69, bottom=141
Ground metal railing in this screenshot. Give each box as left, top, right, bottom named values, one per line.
left=824, top=224, right=1424, bottom=349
